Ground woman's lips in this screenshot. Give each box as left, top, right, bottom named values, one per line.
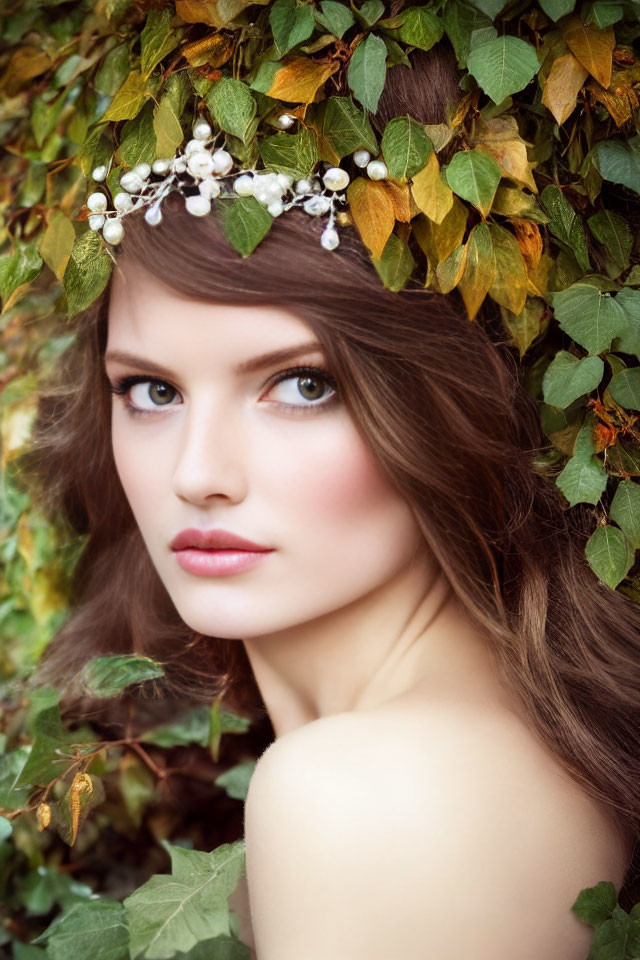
left=174, top=547, right=274, bottom=577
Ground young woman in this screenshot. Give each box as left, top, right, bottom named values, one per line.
left=26, top=46, right=640, bottom=960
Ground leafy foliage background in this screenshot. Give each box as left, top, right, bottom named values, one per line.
left=2, top=0, right=640, bottom=956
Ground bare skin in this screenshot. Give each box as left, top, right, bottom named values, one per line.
left=106, top=261, right=633, bottom=958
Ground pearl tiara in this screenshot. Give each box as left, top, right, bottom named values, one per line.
left=85, top=116, right=389, bottom=255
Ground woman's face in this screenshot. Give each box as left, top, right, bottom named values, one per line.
left=105, top=258, right=425, bottom=639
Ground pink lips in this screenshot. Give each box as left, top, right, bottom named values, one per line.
left=170, top=527, right=274, bottom=577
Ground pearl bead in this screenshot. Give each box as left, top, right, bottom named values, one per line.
left=103, top=219, right=124, bottom=244
left=276, top=114, right=295, bottom=129
left=234, top=174, right=254, bottom=197
left=88, top=214, right=105, bottom=230
left=187, top=152, right=215, bottom=178
left=87, top=191, right=108, bottom=213
left=133, top=163, right=151, bottom=179
left=353, top=150, right=371, bottom=168
left=193, top=121, right=212, bottom=140
left=152, top=159, right=171, bottom=174
left=120, top=171, right=144, bottom=193
left=303, top=195, right=331, bottom=216
left=294, top=178, right=312, bottom=194
left=144, top=204, right=163, bottom=226
left=114, top=192, right=134, bottom=213
left=92, top=164, right=107, bottom=181
left=199, top=178, right=221, bottom=199
left=185, top=194, right=211, bottom=216
left=184, top=138, right=205, bottom=157
left=311, top=180, right=322, bottom=192
left=174, top=159, right=187, bottom=173
left=212, top=149, right=233, bottom=175
left=277, top=173, right=294, bottom=191
left=367, top=159, right=387, bottom=180
left=321, top=227, right=340, bottom=250
left=322, top=167, right=350, bottom=191
left=267, top=199, right=284, bottom=216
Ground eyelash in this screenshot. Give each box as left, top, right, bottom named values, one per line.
left=107, top=365, right=340, bottom=418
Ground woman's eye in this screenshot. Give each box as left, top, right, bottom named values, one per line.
left=128, top=380, right=178, bottom=411
left=266, top=368, right=338, bottom=409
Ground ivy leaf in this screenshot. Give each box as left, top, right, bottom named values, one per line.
left=102, top=69, right=151, bottom=122
left=207, top=78, right=258, bottom=145
left=442, top=0, right=493, bottom=69
left=612, top=287, right=640, bottom=357
left=562, top=16, right=615, bottom=87
left=584, top=1, right=625, bottom=28
left=467, top=36, right=539, bottom=104
left=80, top=654, right=165, bottom=698
left=540, top=184, right=590, bottom=272
left=62, top=230, right=112, bottom=317
left=371, top=231, right=417, bottom=292
left=33, top=899, right=129, bottom=960
left=556, top=415, right=608, bottom=506
left=270, top=0, right=315, bottom=56
left=542, top=350, right=604, bottom=407
left=124, top=840, right=246, bottom=960
left=140, top=8, right=179, bottom=79
left=458, top=221, right=496, bottom=319
left=347, top=32, right=388, bottom=113
left=315, top=0, right=356, bottom=38
left=595, top=138, right=640, bottom=195
left=467, top=0, right=507, bottom=16
left=487, top=222, right=528, bottom=315
left=38, top=210, right=76, bottom=282
left=319, top=96, right=378, bottom=160
left=587, top=209, right=632, bottom=274
left=443, top=149, right=501, bottom=217
left=541, top=51, right=588, bottom=126
left=173, top=938, right=251, bottom=960
left=610, top=479, right=640, bottom=548
left=117, top=99, right=157, bottom=168
left=217, top=196, right=273, bottom=257
left=139, top=703, right=250, bottom=749
left=609, top=367, right=640, bottom=411
left=551, top=283, right=628, bottom=354
left=214, top=759, right=257, bottom=801
left=410, top=151, right=454, bottom=224
left=539, top=0, right=576, bottom=20
left=585, top=524, right=635, bottom=589
left=387, top=5, right=444, bottom=52
left=154, top=72, right=190, bottom=159
left=0, top=240, right=42, bottom=314
left=258, top=124, right=319, bottom=179
left=381, top=116, right=432, bottom=180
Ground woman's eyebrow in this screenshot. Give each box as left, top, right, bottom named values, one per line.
left=103, top=341, right=324, bottom=377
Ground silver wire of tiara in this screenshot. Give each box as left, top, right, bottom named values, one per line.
left=85, top=115, right=390, bottom=253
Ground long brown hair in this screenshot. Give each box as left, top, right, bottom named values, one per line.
left=20, top=42, right=640, bottom=907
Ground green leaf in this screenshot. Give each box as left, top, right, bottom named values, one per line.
left=173, top=937, right=251, bottom=960
left=347, top=32, right=388, bottom=113
left=15, top=865, right=93, bottom=916
left=258, top=124, right=319, bottom=178
left=572, top=880, right=618, bottom=926
left=102, top=69, right=150, bottom=122
left=95, top=43, right=131, bottom=97
left=542, top=350, right=604, bottom=407
left=0, top=748, right=31, bottom=810
left=442, top=0, right=493, bottom=69
left=320, top=96, right=378, bottom=159
left=551, top=283, right=628, bottom=354
left=595, top=139, right=640, bottom=195
left=117, top=99, right=157, bottom=168
left=63, top=229, right=113, bottom=317
left=214, top=760, right=257, bottom=801
left=381, top=115, right=433, bottom=180
left=206, top=78, right=258, bottom=145
left=587, top=209, right=632, bottom=274
left=217, top=196, right=273, bottom=257
left=124, top=840, right=246, bottom=960
left=556, top=415, right=608, bottom=506
left=0, top=815, right=12, bottom=842
left=540, top=184, right=590, bottom=272
left=154, top=72, right=189, bottom=159
left=316, top=0, right=356, bottom=38
left=585, top=524, right=635, bottom=589
left=371, top=232, right=417, bottom=291
left=15, top=703, right=69, bottom=787
left=0, top=240, right=42, bottom=313
left=80, top=654, right=165, bottom=698
left=539, top=0, right=575, bottom=19
left=467, top=36, right=539, bottom=104
left=393, top=5, right=444, bottom=52
left=467, top=0, right=506, bottom=14
left=609, top=367, right=640, bottom=411
left=584, top=1, right=625, bottom=28
left=357, top=0, right=385, bottom=27
left=140, top=8, right=179, bottom=79
left=610, top=480, right=640, bottom=548
left=612, top=287, right=640, bottom=357
left=270, top=0, right=315, bottom=56
left=443, top=149, right=501, bottom=217
left=34, top=899, right=128, bottom=960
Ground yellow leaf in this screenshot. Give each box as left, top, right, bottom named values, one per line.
left=0, top=47, right=52, bottom=97
left=382, top=180, right=414, bottom=222
left=511, top=218, right=543, bottom=273
left=68, top=773, right=93, bottom=847
left=181, top=33, right=234, bottom=68
left=176, top=0, right=251, bottom=27
left=267, top=57, right=340, bottom=104
left=587, top=77, right=637, bottom=127
left=435, top=242, right=468, bottom=295
left=492, top=184, right=539, bottom=218
left=346, top=178, right=395, bottom=259
left=458, top=223, right=497, bottom=320
left=102, top=70, right=150, bottom=122
left=154, top=97, right=184, bottom=159
left=413, top=196, right=467, bottom=264
left=562, top=17, right=614, bottom=88
left=526, top=251, right=553, bottom=298
left=501, top=298, right=548, bottom=358
left=472, top=116, right=537, bottom=193
left=542, top=51, right=588, bottom=125
left=411, top=152, right=454, bottom=224
left=487, top=223, right=528, bottom=316
left=38, top=210, right=76, bottom=282
left=36, top=802, right=52, bottom=831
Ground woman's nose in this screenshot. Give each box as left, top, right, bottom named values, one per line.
left=171, top=402, right=247, bottom=505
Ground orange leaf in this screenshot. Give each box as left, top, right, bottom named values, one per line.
left=542, top=51, right=588, bottom=125
left=346, top=178, right=395, bottom=259
left=512, top=218, right=543, bottom=273
left=267, top=57, right=340, bottom=104
left=382, top=180, right=414, bottom=223
left=411, top=152, right=454, bottom=224
left=562, top=17, right=614, bottom=88
left=181, top=33, right=235, bottom=68
left=68, top=772, right=93, bottom=846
